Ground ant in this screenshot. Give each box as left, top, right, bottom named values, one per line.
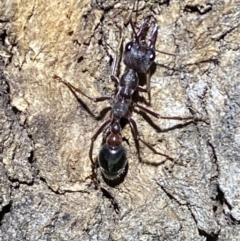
left=55, top=8, right=207, bottom=184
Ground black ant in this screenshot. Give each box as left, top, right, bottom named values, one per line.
left=54, top=10, right=207, bottom=184
left=54, top=16, right=164, bottom=181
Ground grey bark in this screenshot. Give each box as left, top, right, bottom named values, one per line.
left=0, top=0, right=240, bottom=240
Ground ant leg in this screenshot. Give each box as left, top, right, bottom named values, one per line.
left=89, top=119, right=112, bottom=163
left=128, top=117, right=141, bottom=161
left=89, top=119, right=112, bottom=181
left=136, top=72, right=152, bottom=104
left=134, top=103, right=209, bottom=124
left=111, top=75, right=120, bottom=85
left=128, top=117, right=179, bottom=164
left=111, top=39, right=122, bottom=78
left=54, top=75, right=111, bottom=102
left=136, top=72, right=151, bottom=93
left=110, top=31, right=124, bottom=85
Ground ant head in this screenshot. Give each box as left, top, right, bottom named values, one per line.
left=123, top=40, right=155, bottom=73
left=123, top=15, right=158, bottom=73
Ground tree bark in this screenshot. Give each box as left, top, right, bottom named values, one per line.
left=0, top=0, right=240, bottom=240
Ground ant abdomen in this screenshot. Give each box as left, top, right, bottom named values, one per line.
left=98, top=144, right=127, bottom=180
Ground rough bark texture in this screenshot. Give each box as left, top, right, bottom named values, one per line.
left=0, top=0, right=240, bottom=240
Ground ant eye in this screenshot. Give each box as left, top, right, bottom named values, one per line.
left=149, top=50, right=155, bottom=61
left=125, top=42, right=133, bottom=52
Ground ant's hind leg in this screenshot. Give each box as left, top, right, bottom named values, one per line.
left=89, top=119, right=112, bottom=185
left=89, top=119, right=112, bottom=165
left=128, top=117, right=184, bottom=166
left=128, top=117, right=142, bottom=162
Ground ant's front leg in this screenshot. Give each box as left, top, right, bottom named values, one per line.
left=89, top=119, right=112, bottom=165
left=137, top=72, right=152, bottom=100
left=110, top=33, right=123, bottom=86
